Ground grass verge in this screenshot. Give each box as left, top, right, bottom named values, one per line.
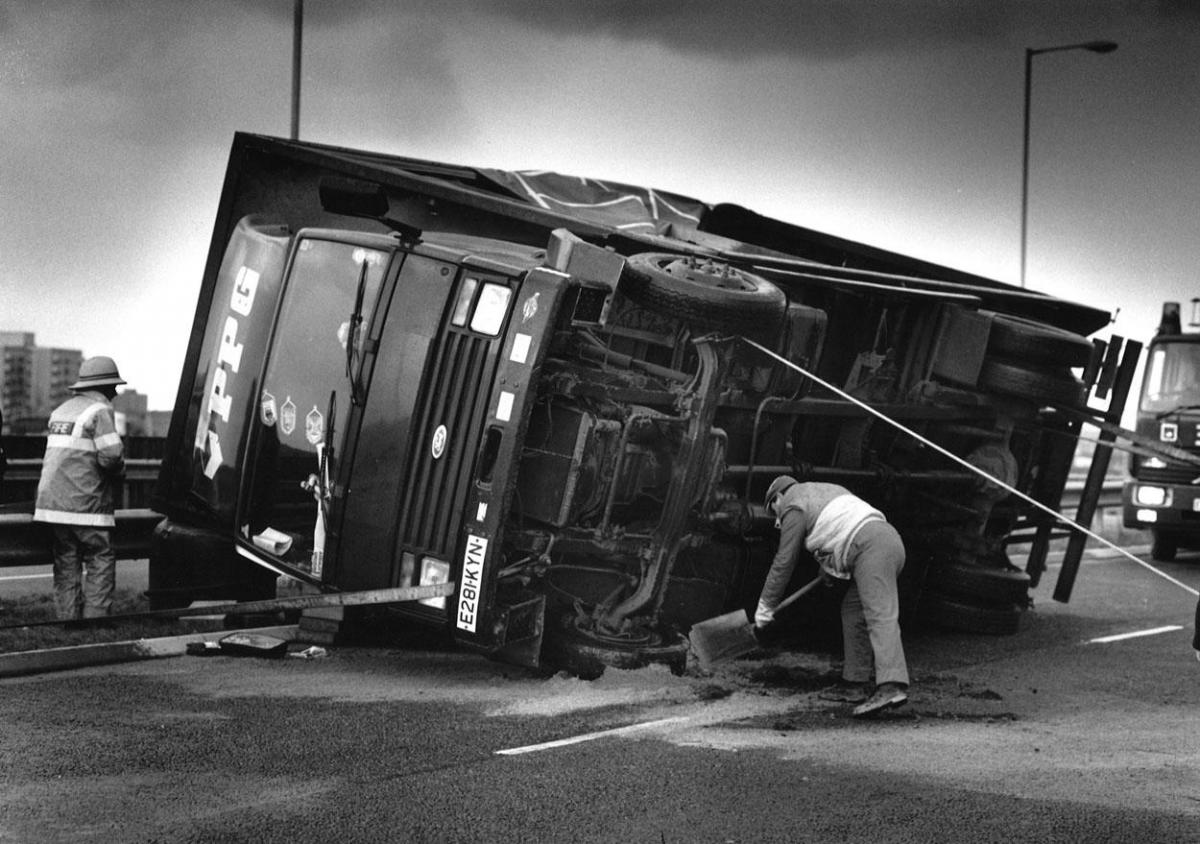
left=0, top=588, right=225, bottom=654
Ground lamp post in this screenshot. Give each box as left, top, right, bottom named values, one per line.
left=1019, top=40, right=1117, bottom=288
left=291, top=0, right=303, bottom=141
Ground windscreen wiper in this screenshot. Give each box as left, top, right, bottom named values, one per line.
left=346, top=259, right=368, bottom=406
left=320, top=389, right=336, bottom=512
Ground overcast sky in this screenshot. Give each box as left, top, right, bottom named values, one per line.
left=3, top=0, right=1198, bottom=409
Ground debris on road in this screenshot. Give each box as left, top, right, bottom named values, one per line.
left=289, top=645, right=328, bottom=659
left=217, top=631, right=289, bottom=658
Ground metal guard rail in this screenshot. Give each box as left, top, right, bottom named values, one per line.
left=0, top=509, right=163, bottom=567
left=0, top=479, right=1124, bottom=568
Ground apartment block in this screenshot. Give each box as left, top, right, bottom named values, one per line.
left=0, top=332, right=83, bottom=433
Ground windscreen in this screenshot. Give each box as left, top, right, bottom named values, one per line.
left=240, top=237, right=390, bottom=577
left=1139, top=341, right=1200, bottom=414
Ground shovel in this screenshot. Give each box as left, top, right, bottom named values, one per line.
left=689, top=575, right=823, bottom=669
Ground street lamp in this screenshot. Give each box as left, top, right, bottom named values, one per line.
left=1019, top=40, right=1118, bottom=288
left=291, top=0, right=303, bottom=140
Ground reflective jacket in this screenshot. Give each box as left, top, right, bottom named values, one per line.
left=34, top=391, right=125, bottom=527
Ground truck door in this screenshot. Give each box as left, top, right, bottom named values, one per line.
left=236, top=231, right=395, bottom=582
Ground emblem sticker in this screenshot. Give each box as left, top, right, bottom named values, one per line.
left=305, top=406, right=324, bottom=445
left=522, top=292, right=539, bottom=323
left=260, top=391, right=277, bottom=427
left=431, top=424, right=447, bottom=459
left=280, top=397, right=296, bottom=436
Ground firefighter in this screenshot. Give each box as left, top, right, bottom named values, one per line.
left=755, top=475, right=910, bottom=718
left=34, top=356, right=127, bottom=621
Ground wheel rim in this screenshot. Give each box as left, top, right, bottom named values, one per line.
left=660, top=256, right=760, bottom=293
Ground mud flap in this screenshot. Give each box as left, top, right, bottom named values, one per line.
left=486, top=593, right=546, bottom=669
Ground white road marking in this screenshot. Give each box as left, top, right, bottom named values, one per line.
left=496, top=715, right=690, bottom=756
left=1089, top=625, right=1184, bottom=644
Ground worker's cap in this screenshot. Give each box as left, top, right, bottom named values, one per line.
left=764, top=475, right=798, bottom=508
left=70, top=356, right=127, bottom=390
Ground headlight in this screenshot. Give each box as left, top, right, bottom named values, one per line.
left=1135, top=509, right=1159, bottom=523
left=1134, top=485, right=1170, bottom=507
left=419, top=557, right=450, bottom=609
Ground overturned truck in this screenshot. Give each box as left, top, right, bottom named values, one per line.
left=152, top=133, right=1136, bottom=675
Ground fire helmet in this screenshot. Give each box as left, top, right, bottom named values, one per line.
left=70, top=356, right=127, bottom=390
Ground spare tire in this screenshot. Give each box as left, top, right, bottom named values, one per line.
left=620, top=252, right=787, bottom=335
left=986, top=313, right=1093, bottom=368
left=979, top=359, right=1087, bottom=407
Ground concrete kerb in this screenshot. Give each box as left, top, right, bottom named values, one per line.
left=0, top=625, right=299, bottom=679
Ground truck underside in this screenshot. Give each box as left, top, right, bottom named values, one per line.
left=151, top=134, right=1137, bottom=675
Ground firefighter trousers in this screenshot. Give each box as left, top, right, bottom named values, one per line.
left=51, top=525, right=115, bottom=620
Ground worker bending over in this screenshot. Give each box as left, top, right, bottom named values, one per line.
left=756, top=476, right=910, bottom=718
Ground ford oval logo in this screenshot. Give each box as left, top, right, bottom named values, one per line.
left=431, top=424, right=447, bottom=459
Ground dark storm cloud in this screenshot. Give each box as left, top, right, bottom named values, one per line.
left=2, top=0, right=272, bottom=88
left=477, top=0, right=1154, bottom=60
left=1, top=0, right=465, bottom=146
left=3, top=0, right=1163, bottom=89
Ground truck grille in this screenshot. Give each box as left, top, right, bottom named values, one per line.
left=396, top=328, right=498, bottom=558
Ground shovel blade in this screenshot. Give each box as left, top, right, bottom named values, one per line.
left=689, top=608, right=758, bottom=669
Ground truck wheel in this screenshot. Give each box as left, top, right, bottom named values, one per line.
left=920, top=590, right=1022, bottom=635
left=1151, top=531, right=1178, bottom=562
left=540, top=617, right=690, bottom=679
left=148, top=519, right=276, bottom=610
left=986, top=314, right=1093, bottom=368
left=620, top=252, right=787, bottom=335
left=929, top=561, right=1030, bottom=605
left=979, top=360, right=1086, bottom=407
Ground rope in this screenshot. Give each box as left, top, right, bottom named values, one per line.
left=739, top=336, right=1200, bottom=599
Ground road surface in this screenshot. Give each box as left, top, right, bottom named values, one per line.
left=1, top=547, right=1198, bottom=843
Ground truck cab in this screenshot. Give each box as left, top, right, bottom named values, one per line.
left=1123, top=301, right=1200, bottom=560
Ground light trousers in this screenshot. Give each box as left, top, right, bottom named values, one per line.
left=840, top=520, right=909, bottom=687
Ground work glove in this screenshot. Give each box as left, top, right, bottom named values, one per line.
left=754, top=600, right=775, bottom=629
